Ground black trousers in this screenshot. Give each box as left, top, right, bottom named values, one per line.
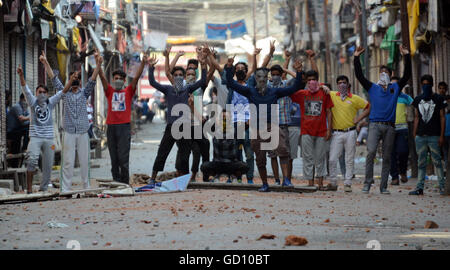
left=190, top=125, right=210, bottom=173
left=201, top=161, right=249, bottom=179
left=107, top=123, right=131, bottom=184
left=152, top=124, right=192, bottom=174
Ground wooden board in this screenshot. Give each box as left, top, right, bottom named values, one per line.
left=187, top=182, right=317, bottom=193
left=0, top=192, right=58, bottom=204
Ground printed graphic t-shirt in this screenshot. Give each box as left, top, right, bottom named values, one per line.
left=291, top=89, right=333, bottom=137
left=412, top=93, right=446, bottom=136
left=105, top=85, right=136, bottom=125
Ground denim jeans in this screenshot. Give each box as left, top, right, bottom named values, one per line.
left=415, top=135, right=445, bottom=190
left=389, top=128, right=409, bottom=180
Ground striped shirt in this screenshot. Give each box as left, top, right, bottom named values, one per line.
left=57, top=79, right=96, bottom=134
left=22, top=75, right=64, bottom=139
left=268, top=80, right=292, bottom=125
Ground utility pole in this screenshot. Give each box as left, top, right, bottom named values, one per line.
left=252, top=0, right=256, bottom=45
left=305, top=0, right=314, bottom=49
left=361, top=0, right=369, bottom=79
left=323, top=0, right=331, bottom=84
left=265, top=0, right=270, bottom=38
left=400, top=0, right=418, bottom=178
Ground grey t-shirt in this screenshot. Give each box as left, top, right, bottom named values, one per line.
left=23, top=78, right=63, bottom=139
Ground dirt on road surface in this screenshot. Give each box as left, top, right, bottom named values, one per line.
left=1, top=178, right=449, bottom=250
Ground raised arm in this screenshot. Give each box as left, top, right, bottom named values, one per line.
left=282, top=50, right=292, bottom=80
left=306, top=50, right=319, bottom=74
left=275, top=60, right=305, bottom=97
left=63, top=71, right=80, bottom=94
left=96, top=51, right=109, bottom=92
left=130, top=52, right=148, bottom=92
left=163, top=46, right=174, bottom=85
left=186, top=54, right=207, bottom=94
left=169, top=51, right=184, bottom=73
left=246, top=47, right=261, bottom=81
left=17, top=66, right=36, bottom=105
left=261, top=40, right=275, bottom=69
left=203, top=46, right=216, bottom=85
left=39, top=50, right=56, bottom=79
left=147, top=54, right=169, bottom=95
left=353, top=46, right=373, bottom=91
left=282, top=67, right=297, bottom=79
left=397, top=45, right=412, bottom=90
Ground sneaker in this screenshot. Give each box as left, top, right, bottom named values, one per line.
left=226, top=178, right=232, bottom=183
left=247, top=179, right=254, bottom=184
left=230, top=175, right=238, bottom=183
left=282, top=178, right=294, bottom=187
left=391, top=179, right=399, bottom=185
left=400, top=174, right=408, bottom=183
left=148, top=179, right=156, bottom=185
left=362, top=184, right=371, bottom=194
left=409, top=189, right=424, bottom=195
left=275, top=179, right=281, bottom=185
left=380, top=189, right=391, bottom=195
left=258, top=183, right=270, bottom=192
left=344, top=185, right=352, bottom=193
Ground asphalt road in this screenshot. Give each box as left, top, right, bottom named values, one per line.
left=0, top=117, right=449, bottom=250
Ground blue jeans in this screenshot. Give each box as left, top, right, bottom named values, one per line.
left=390, top=128, right=409, bottom=180
left=235, top=127, right=255, bottom=180
left=415, top=136, right=445, bottom=190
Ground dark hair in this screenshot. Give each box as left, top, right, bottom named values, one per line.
left=171, top=66, right=186, bottom=76
left=112, top=69, right=127, bottom=79
left=186, top=67, right=196, bottom=74
left=211, top=87, right=218, bottom=95
left=270, top=64, right=283, bottom=75
left=305, top=70, right=319, bottom=80
left=379, top=65, right=392, bottom=75
left=35, top=84, right=49, bottom=93
left=235, top=62, right=248, bottom=73
left=187, top=59, right=199, bottom=68
left=391, top=76, right=400, bottom=81
left=20, top=93, right=25, bottom=100
left=336, top=75, right=349, bottom=84
left=438, top=81, right=448, bottom=89
left=255, top=67, right=269, bottom=73
left=420, top=74, right=434, bottom=86
left=324, top=83, right=332, bottom=89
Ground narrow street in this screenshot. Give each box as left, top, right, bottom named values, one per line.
left=1, top=117, right=449, bottom=250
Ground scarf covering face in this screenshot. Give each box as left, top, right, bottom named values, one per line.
left=174, top=77, right=184, bottom=93
left=186, top=75, right=196, bottom=83
left=271, top=75, right=282, bottom=87
left=236, top=70, right=246, bottom=81
left=112, top=80, right=125, bottom=91
left=421, top=84, right=433, bottom=100
left=377, top=72, right=390, bottom=88
left=308, top=80, right=319, bottom=93
left=338, top=82, right=349, bottom=100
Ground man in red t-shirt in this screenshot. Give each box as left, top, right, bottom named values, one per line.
left=98, top=54, right=148, bottom=184
left=290, top=70, right=333, bottom=190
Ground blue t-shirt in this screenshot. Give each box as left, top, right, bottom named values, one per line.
left=368, top=82, right=401, bottom=123
left=445, top=113, right=450, bottom=137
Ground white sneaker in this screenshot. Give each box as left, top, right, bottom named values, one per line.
left=231, top=175, right=238, bottom=183
left=344, top=185, right=352, bottom=193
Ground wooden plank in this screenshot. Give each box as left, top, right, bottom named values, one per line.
left=59, top=188, right=107, bottom=196
left=0, top=192, right=58, bottom=204
left=187, top=182, right=317, bottom=193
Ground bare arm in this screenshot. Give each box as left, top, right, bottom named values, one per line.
left=169, top=51, right=184, bottom=73
left=261, top=40, right=275, bottom=68
left=63, top=71, right=79, bottom=94
left=163, top=46, right=174, bottom=85
left=282, top=67, right=297, bottom=79
left=326, top=108, right=332, bottom=141
left=96, top=53, right=109, bottom=91
left=282, top=50, right=292, bottom=80
left=413, top=108, right=419, bottom=138
left=306, top=50, right=318, bottom=74
left=39, top=50, right=56, bottom=79
left=131, top=53, right=147, bottom=92
left=354, top=103, right=371, bottom=124
left=245, top=48, right=261, bottom=81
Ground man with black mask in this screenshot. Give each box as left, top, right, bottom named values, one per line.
left=409, top=75, right=447, bottom=196
left=97, top=51, right=148, bottom=185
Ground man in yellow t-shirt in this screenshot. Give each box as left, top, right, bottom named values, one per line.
left=328, top=75, right=371, bottom=192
